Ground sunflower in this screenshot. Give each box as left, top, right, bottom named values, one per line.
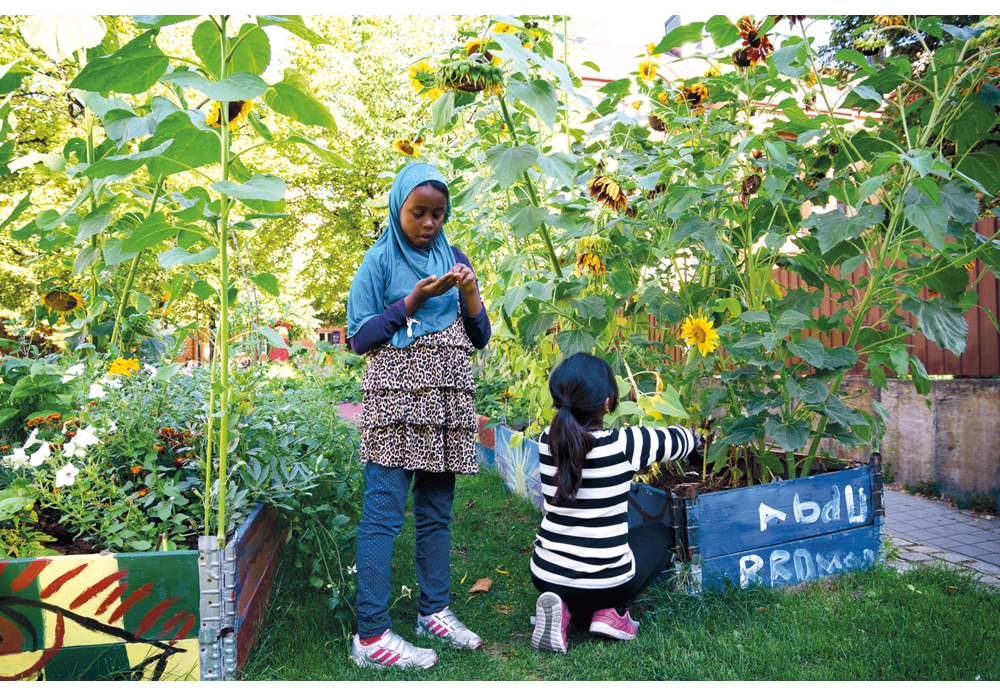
left=656, top=92, right=670, bottom=105
left=704, top=65, right=721, bottom=78
left=680, top=312, right=720, bottom=356
left=648, top=113, right=667, bottom=132
left=731, top=48, right=754, bottom=70
left=394, top=139, right=419, bottom=157
left=750, top=149, right=765, bottom=173
left=873, top=15, right=905, bottom=27
left=805, top=72, right=818, bottom=87
left=736, top=17, right=774, bottom=66
left=576, top=251, right=606, bottom=276
left=772, top=15, right=807, bottom=28
left=638, top=60, right=657, bottom=81
left=206, top=100, right=252, bottom=129
left=740, top=173, right=762, bottom=207
left=466, top=39, right=499, bottom=65
left=492, top=22, right=517, bottom=34
left=108, top=357, right=140, bottom=378
left=41, top=290, right=85, bottom=323
left=646, top=41, right=658, bottom=56
left=676, top=83, right=710, bottom=115
left=965, top=260, right=977, bottom=272
left=587, top=176, right=628, bottom=212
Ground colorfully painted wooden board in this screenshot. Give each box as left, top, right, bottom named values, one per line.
left=0, top=551, right=200, bottom=681
left=495, top=425, right=543, bottom=509
left=694, top=467, right=874, bottom=559
left=700, top=525, right=879, bottom=590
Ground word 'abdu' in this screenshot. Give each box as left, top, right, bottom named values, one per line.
left=757, top=484, right=867, bottom=532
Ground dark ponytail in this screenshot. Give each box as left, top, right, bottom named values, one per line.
left=547, top=353, right=619, bottom=505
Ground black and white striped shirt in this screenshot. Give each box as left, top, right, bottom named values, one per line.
left=530, top=425, right=696, bottom=589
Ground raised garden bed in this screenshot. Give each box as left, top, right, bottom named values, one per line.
left=0, top=504, right=287, bottom=681
left=475, top=416, right=884, bottom=591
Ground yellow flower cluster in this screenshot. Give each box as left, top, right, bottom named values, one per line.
left=108, top=357, right=140, bottom=378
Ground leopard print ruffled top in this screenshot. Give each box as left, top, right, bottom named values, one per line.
left=359, top=316, right=477, bottom=474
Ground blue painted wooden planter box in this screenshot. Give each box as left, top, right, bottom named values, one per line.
left=475, top=417, right=885, bottom=591
left=629, top=456, right=885, bottom=592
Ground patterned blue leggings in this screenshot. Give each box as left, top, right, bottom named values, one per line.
left=354, top=463, right=456, bottom=638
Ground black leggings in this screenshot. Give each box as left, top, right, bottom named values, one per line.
left=530, top=522, right=673, bottom=621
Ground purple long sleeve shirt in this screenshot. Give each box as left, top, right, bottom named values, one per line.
left=347, top=246, right=491, bottom=355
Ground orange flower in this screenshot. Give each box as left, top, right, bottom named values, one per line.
left=736, top=17, right=774, bottom=66
left=131, top=465, right=143, bottom=475
left=137, top=488, right=149, bottom=498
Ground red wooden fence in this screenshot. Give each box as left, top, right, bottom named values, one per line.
left=646, top=217, right=1000, bottom=377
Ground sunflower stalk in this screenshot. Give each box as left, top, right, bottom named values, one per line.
left=110, top=175, right=164, bottom=350
left=216, top=15, right=232, bottom=546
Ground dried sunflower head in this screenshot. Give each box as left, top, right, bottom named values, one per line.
left=394, top=139, right=419, bottom=157
left=587, top=176, right=628, bottom=212
left=731, top=48, right=753, bottom=70
left=648, top=113, right=667, bottom=132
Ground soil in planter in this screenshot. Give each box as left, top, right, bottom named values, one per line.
left=640, top=451, right=867, bottom=496
left=28, top=504, right=201, bottom=555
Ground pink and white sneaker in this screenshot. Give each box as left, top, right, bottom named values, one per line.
left=416, top=606, right=483, bottom=649
left=589, top=607, right=639, bottom=640
left=350, top=629, right=438, bottom=669
left=531, top=592, right=570, bottom=654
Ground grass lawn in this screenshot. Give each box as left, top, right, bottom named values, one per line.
left=241, top=468, right=1000, bottom=681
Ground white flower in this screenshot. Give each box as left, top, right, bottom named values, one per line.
left=99, top=376, right=122, bottom=389
left=2, top=448, right=30, bottom=470
left=347, top=564, right=357, bottom=575
left=63, top=440, right=79, bottom=458
left=29, top=443, right=51, bottom=468
left=88, top=384, right=107, bottom=399
left=143, top=363, right=157, bottom=376
left=71, top=425, right=102, bottom=449
left=62, top=363, right=86, bottom=383
left=24, top=428, right=43, bottom=447
left=54, top=462, right=80, bottom=488
left=106, top=420, right=117, bottom=433
left=401, top=585, right=412, bottom=598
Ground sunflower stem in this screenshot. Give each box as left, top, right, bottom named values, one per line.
left=110, top=175, right=164, bottom=350
left=216, top=15, right=232, bottom=547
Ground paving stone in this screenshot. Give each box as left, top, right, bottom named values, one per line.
left=941, top=532, right=992, bottom=545
left=898, top=552, right=933, bottom=562
left=978, top=575, right=1000, bottom=587
left=885, top=521, right=918, bottom=534
left=962, top=560, right=1000, bottom=574
left=940, top=551, right=978, bottom=564
left=887, top=560, right=911, bottom=572
left=907, top=544, right=940, bottom=554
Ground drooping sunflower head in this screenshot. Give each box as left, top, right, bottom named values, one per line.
left=108, top=357, right=140, bottom=378
left=731, top=48, right=753, bottom=70
left=873, top=15, right=905, bottom=27
left=587, top=175, right=628, bottom=212
left=704, top=64, right=722, bottom=78
left=771, top=15, right=807, bottom=28
left=638, top=59, right=657, bottom=81
left=206, top=100, right=252, bottom=129
left=394, top=139, right=419, bottom=157
left=41, top=290, right=85, bottom=323
left=736, top=16, right=774, bottom=66
left=648, top=113, right=667, bottom=132
left=676, top=83, right=710, bottom=115
left=466, top=39, right=499, bottom=65
left=576, top=251, right=606, bottom=276
left=680, top=312, right=720, bottom=356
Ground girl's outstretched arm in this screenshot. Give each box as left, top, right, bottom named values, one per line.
left=622, top=425, right=697, bottom=472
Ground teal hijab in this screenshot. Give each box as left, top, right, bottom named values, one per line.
left=347, top=162, right=458, bottom=349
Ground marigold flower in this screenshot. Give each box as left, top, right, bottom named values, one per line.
left=156, top=445, right=166, bottom=453
left=131, top=465, right=143, bottom=475
left=737, top=17, right=774, bottom=66
left=680, top=312, right=720, bottom=356
left=137, top=488, right=149, bottom=498
left=108, top=357, right=140, bottom=378
left=206, top=100, right=252, bottom=129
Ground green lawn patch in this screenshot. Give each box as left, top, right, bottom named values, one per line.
left=241, top=469, right=1000, bottom=681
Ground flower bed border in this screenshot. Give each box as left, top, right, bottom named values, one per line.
left=0, top=503, right=287, bottom=681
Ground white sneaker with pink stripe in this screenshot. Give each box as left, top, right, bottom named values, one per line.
left=416, top=606, right=484, bottom=649
left=349, top=629, right=438, bottom=669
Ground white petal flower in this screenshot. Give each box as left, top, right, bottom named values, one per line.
left=71, top=425, right=102, bottom=449
left=62, top=363, right=86, bottom=382
left=401, top=585, right=412, bottom=598
left=107, top=420, right=118, bottom=433
left=24, top=428, right=43, bottom=447
left=54, top=462, right=80, bottom=488
left=143, top=363, right=157, bottom=375
left=99, top=376, right=122, bottom=389
left=63, top=440, right=78, bottom=458
left=29, top=443, right=51, bottom=468
left=2, top=448, right=30, bottom=470
left=89, top=384, right=107, bottom=399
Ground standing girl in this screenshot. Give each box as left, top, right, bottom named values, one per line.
left=346, top=162, right=491, bottom=669
left=529, top=352, right=698, bottom=654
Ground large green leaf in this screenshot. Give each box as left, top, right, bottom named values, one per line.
left=508, top=205, right=546, bottom=239
left=74, top=207, right=115, bottom=244
left=652, top=22, right=705, bottom=54
left=160, top=70, right=268, bottom=102
left=765, top=416, right=811, bottom=453
left=102, top=238, right=138, bottom=265
left=904, top=201, right=949, bottom=252
left=955, top=145, right=1000, bottom=201
left=102, top=108, right=158, bottom=145
left=770, top=42, right=806, bottom=78
left=555, top=328, right=597, bottom=356
left=212, top=174, right=286, bottom=201
left=256, top=16, right=330, bottom=46
left=937, top=179, right=980, bottom=226
left=822, top=394, right=868, bottom=427
left=0, top=193, right=31, bottom=235
left=485, top=144, right=538, bottom=189
left=517, top=311, right=557, bottom=346
left=191, top=21, right=271, bottom=76
left=491, top=32, right=532, bottom=78
left=69, top=31, right=169, bottom=94
left=21, top=15, right=106, bottom=62
left=264, top=68, right=337, bottom=132
left=250, top=272, right=280, bottom=297
left=121, top=212, right=184, bottom=253
left=536, top=151, right=577, bottom=188
left=786, top=377, right=829, bottom=404
left=140, top=111, right=219, bottom=178
left=901, top=296, right=968, bottom=355
left=72, top=245, right=102, bottom=274
left=257, top=324, right=289, bottom=350
left=568, top=295, right=606, bottom=320
left=131, top=16, right=199, bottom=28
left=705, top=16, right=739, bottom=48
left=430, top=91, right=455, bottom=134
left=507, top=78, right=558, bottom=130
left=85, top=139, right=172, bottom=179
left=808, top=205, right=883, bottom=254
left=284, top=128, right=350, bottom=167
left=787, top=337, right=826, bottom=368
left=157, top=245, right=218, bottom=269
left=944, top=98, right=997, bottom=154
